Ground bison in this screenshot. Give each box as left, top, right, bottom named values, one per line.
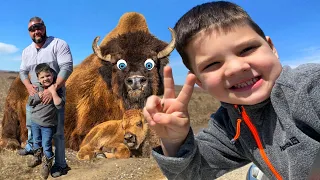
left=77, top=109, right=148, bottom=160
left=0, top=12, right=173, bottom=152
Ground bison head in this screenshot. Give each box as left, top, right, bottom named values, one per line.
left=92, top=28, right=175, bottom=109
left=121, top=109, right=148, bottom=150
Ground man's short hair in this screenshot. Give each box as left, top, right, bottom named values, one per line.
left=29, top=16, right=45, bottom=25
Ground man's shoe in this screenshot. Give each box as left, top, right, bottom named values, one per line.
left=17, top=148, right=34, bottom=156
left=51, top=164, right=71, bottom=178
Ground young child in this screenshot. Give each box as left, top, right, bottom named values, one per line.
left=27, top=63, right=65, bottom=179
left=143, top=1, right=320, bottom=180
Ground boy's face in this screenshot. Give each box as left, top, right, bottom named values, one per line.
left=38, top=71, right=54, bottom=88
left=186, top=25, right=282, bottom=105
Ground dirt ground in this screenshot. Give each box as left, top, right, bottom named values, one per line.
left=0, top=71, right=250, bottom=180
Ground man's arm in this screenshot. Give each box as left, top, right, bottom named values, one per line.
left=42, top=39, right=73, bottom=104
left=56, top=39, right=73, bottom=89
left=20, top=49, right=37, bottom=96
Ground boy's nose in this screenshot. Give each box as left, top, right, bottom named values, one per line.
left=224, top=59, right=250, bottom=77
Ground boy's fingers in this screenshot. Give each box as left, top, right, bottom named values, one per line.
left=144, top=95, right=162, bottom=115
left=163, top=66, right=176, bottom=99
left=153, top=112, right=188, bottom=127
left=143, top=107, right=156, bottom=126
left=176, top=73, right=196, bottom=106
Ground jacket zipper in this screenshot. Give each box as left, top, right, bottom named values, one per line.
left=234, top=105, right=283, bottom=180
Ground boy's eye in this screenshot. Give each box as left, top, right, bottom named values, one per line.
left=203, top=62, right=220, bottom=71
left=239, top=46, right=257, bottom=56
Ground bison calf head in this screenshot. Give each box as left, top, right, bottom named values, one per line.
left=121, top=109, right=148, bottom=150
left=93, top=28, right=175, bottom=109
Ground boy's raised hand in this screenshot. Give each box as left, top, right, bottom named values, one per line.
left=47, top=85, right=56, bottom=94
left=143, top=66, right=196, bottom=156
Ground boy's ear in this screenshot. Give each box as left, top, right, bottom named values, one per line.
left=265, top=36, right=279, bottom=59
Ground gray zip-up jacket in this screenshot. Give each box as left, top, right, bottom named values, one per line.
left=152, top=64, right=320, bottom=180
left=28, top=85, right=65, bottom=127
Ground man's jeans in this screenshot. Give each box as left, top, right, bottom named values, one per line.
left=31, top=121, right=56, bottom=158
left=25, top=105, right=67, bottom=168
left=25, top=105, right=33, bottom=152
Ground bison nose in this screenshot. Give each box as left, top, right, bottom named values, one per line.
left=124, top=132, right=136, bottom=148
left=125, top=76, right=147, bottom=90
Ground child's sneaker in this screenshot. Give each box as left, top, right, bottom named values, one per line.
left=17, top=148, right=34, bottom=156
left=27, top=147, right=42, bottom=168
left=41, top=156, right=54, bottom=179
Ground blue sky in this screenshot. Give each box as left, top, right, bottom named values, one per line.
left=0, top=0, right=319, bottom=85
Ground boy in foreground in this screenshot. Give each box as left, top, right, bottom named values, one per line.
left=143, top=1, right=319, bottom=179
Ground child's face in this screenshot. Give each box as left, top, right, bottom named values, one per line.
left=186, top=25, right=282, bottom=105
left=38, top=71, right=54, bottom=88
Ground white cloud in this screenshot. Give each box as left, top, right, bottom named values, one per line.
left=282, top=46, right=320, bottom=68
left=0, top=42, right=19, bottom=54
left=300, top=46, right=320, bottom=53
left=0, top=55, right=22, bottom=62
left=10, top=55, right=22, bottom=61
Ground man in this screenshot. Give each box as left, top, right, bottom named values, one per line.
left=18, top=16, right=73, bottom=178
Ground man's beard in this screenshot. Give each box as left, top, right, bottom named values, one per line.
left=32, top=32, right=47, bottom=44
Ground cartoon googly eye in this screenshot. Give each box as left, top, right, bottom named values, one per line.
left=117, top=59, right=127, bottom=70
left=144, top=59, right=155, bottom=70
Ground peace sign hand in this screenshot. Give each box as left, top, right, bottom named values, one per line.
left=143, top=66, right=196, bottom=156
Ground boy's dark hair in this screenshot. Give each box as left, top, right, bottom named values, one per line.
left=173, top=1, right=266, bottom=72
left=35, top=63, right=52, bottom=77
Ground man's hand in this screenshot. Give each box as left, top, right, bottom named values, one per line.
left=38, top=91, right=43, bottom=99
left=143, top=66, right=196, bottom=156
left=27, top=84, right=37, bottom=96
left=42, top=89, right=53, bottom=104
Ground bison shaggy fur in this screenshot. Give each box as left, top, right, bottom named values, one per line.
left=77, top=109, right=148, bottom=160
left=0, top=13, right=173, bottom=152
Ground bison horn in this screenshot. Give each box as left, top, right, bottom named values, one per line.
left=92, top=36, right=112, bottom=62
left=157, top=28, right=176, bottom=59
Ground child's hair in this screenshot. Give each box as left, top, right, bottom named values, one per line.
left=173, top=1, right=266, bottom=72
left=35, top=63, right=52, bottom=77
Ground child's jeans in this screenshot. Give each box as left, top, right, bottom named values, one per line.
left=26, top=105, right=67, bottom=168
left=31, top=121, right=57, bottom=158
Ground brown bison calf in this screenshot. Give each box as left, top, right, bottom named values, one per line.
left=77, top=109, right=148, bottom=160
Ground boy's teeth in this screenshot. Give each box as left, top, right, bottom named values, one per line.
left=234, top=78, right=258, bottom=89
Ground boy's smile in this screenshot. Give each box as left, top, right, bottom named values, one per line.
left=229, top=76, right=262, bottom=92
left=187, top=25, right=282, bottom=105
